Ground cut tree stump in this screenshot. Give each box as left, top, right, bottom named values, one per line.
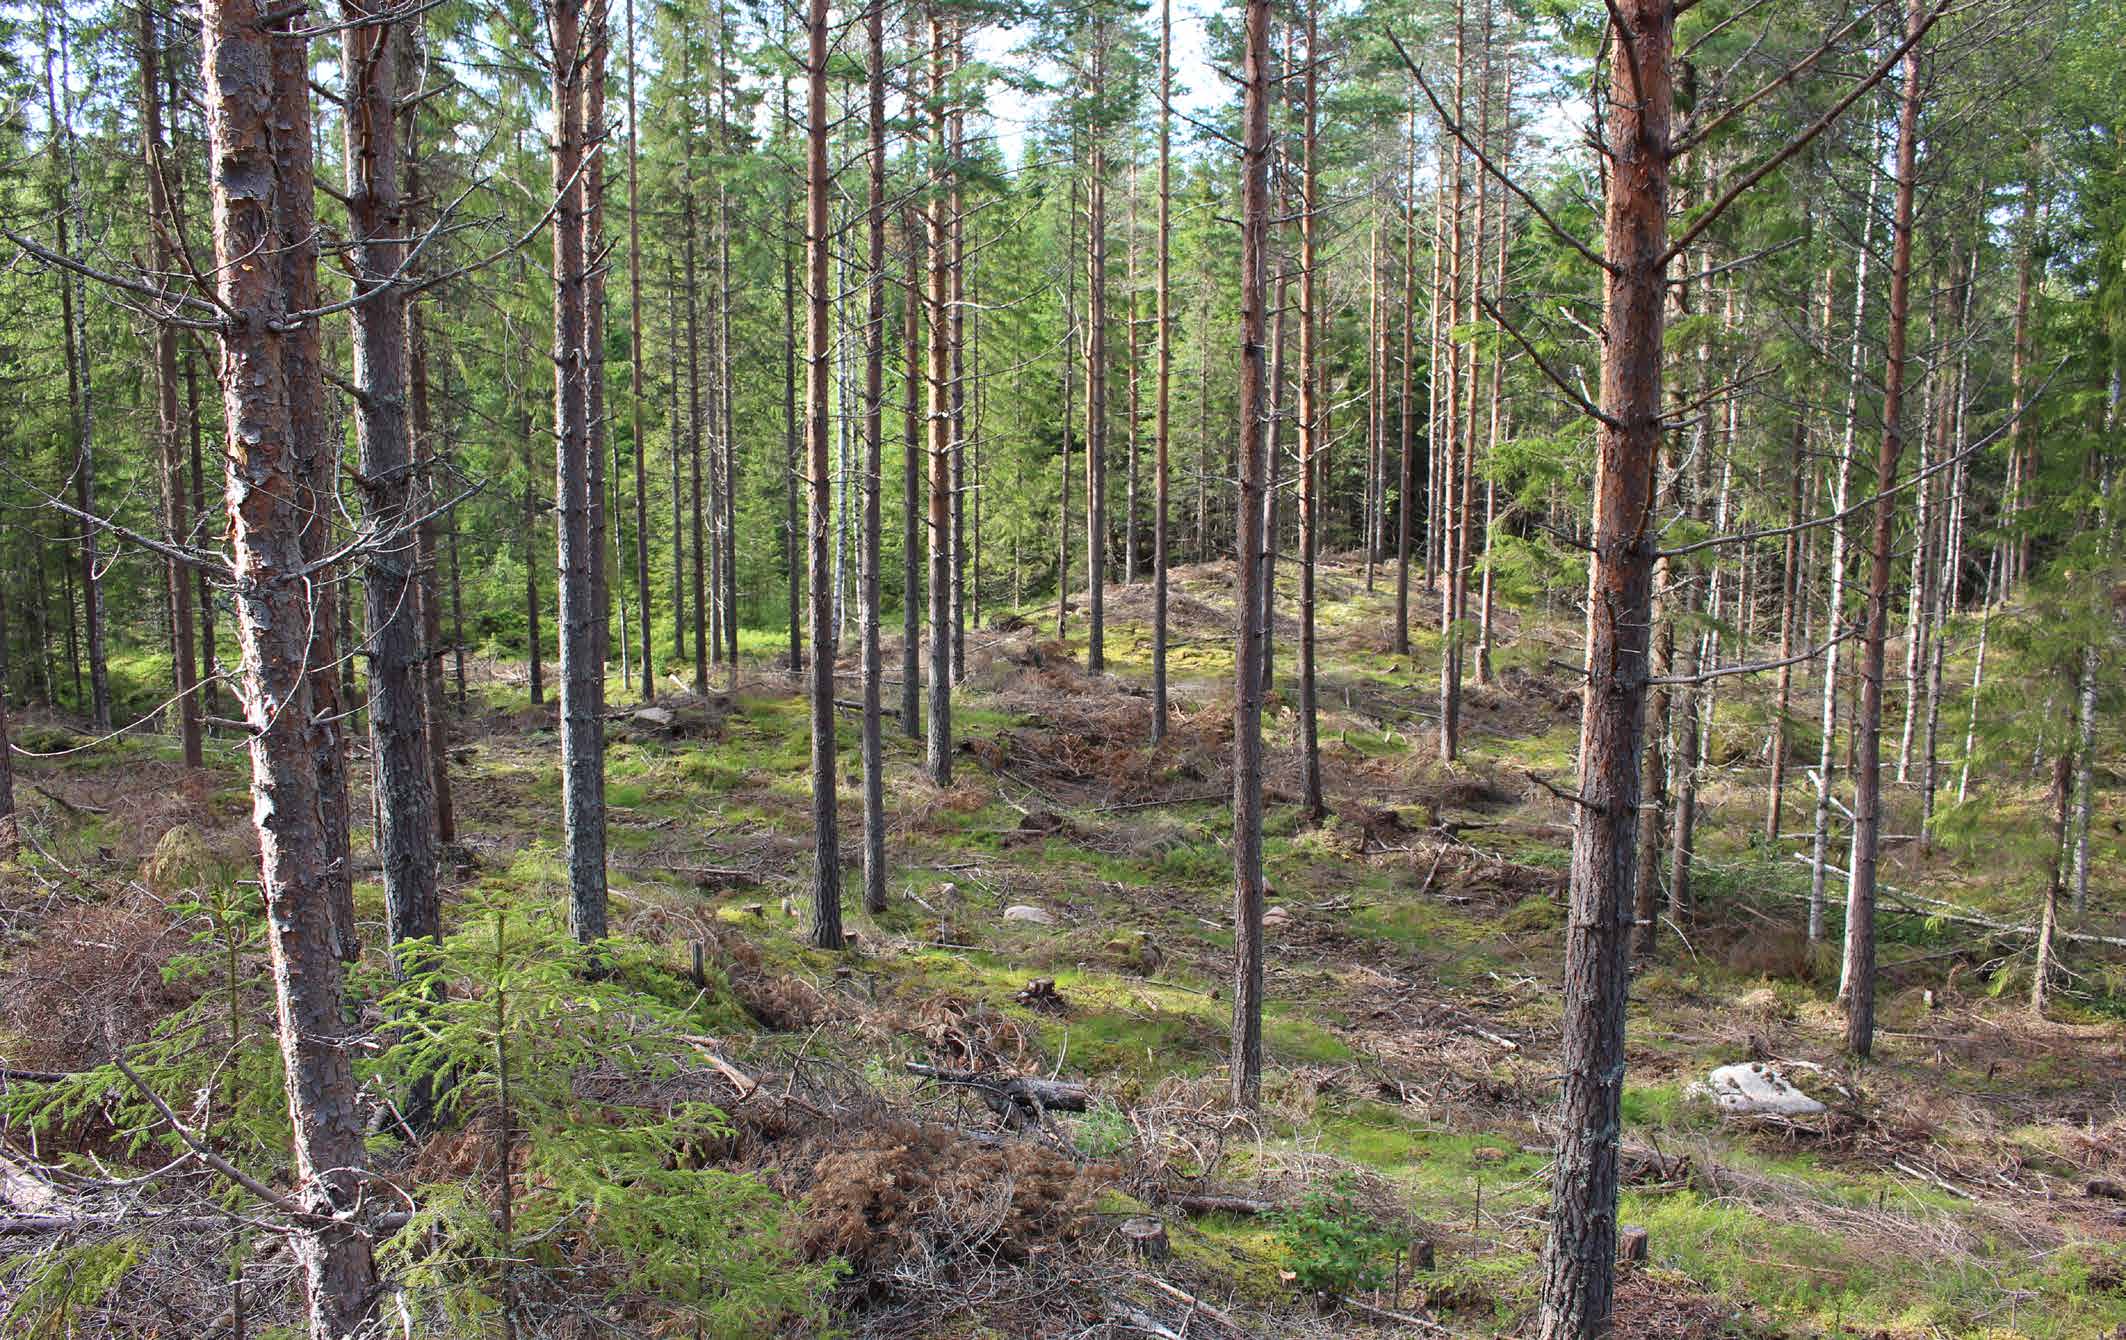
left=1618, top=1225, right=1650, bottom=1263
left=1120, top=1216, right=1170, bottom=1261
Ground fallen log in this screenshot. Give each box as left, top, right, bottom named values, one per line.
left=904, top=1063, right=1088, bottom=1127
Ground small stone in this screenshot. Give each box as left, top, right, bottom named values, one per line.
left=1003, top=904, right=1056, bottom=926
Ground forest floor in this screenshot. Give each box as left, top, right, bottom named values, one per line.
left=4, top=555, right=2125, bottom=1338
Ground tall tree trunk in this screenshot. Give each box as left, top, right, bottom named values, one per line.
left=1811, top=160, right=1879, bottom=946
left=140, top=4, right=202, bottom=770
left=1537, top=3, right=1669, bottom=1333
left=1436, top=0, right=1468, bottom=764
left=586, top=13, right=611, bottom=704
left=40, top=2, right=109, bottom=734
left=525, top=341, right=545, bottom=707
left=187, top=351, right=218, bottom=714
left=717, top=7, right=739, bottom=676
left=684, top=133, right=708, bottom=694
left=804, top=0, right=843, bottom=948
left=1059, top=175, right=1077, bottom=642
left=1766, top=409, right=1805, bottom=842
left=1475, top=48, right=1512, bottom=687
left=553, top=0, right=608, bottom=943
left=403, top=69, right=457, bottom=845
left=783, top=53, right=803, bottom=676
left=1365, top=219, right=1383, bottom=593
left=861, top=0, right=888, bottom=917
left=271, top=11, right=355, bottom=962
left=1632, top=552, right=1670, bottom=962
left=1395, top=96, right=1418, bottom=656
left=948, top=33, right=969, bottom=684
left=1126, top=159, right=1141, bottom=589
left=2003, top=170, right=2038, bottom=594
left=2032, top=746, right=2072, bottom=1015
left=0, top=582, right=12, bottom=855
left=926, top=11, right=954, bottom=786
left=626, top=0, right=652, bottom=701
left=903, top=200, right=924, bottom=739
left=1228, top=0, right=1272, bottom=1112
left=200, top=0, right=378, bottom=1322
left=1151, top=0, right=1172, bottom=744
left=1295, top=4, right=1323, bottom=821
left=1085, top=29, right=1109, bottom=677
left=1841, top=0, right=1924, bottom=1060
left=343, top=0, right=440, bottom=963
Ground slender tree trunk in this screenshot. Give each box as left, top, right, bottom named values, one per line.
left=804, top=0, right=843, bottom=948
left=1632, top=556, right=1669, bottom=961
left=2032, top=746, right=2072, bottom=1015
left=187, top=352, right=218, bottom=713
left=586, top=13, right=611, bottom=704
left=685, top=144, right=709, bottom=694
left=1228, top=0, right=1272, bottom=1112
left=1812, top=161, right=1879, bottom=945
left=1126, top=160, right=1141, bottom=589
left=2003, top=171, right=2038, bottom=594
left=1842, top=0, right=1924, bottom=1059
left=41, top=3, right=109, bottom=734
left=1365, top=220, right=1383, bottom=593
left=716, top=11, right=739, bottom=676
left=1395, top=96, right=1417, bottom=656
left=1085, top=32, right=1109, bottom=677
left=1262, top=247, right=1285, bottom=693
left=926, top=12, right=954, bottom=786
left=1922, top=249, right=1977, bottom=852
left=1766, top=410, right=1805, bottom=842
left=343, top=0, right=440, bottom=962
left=1475, top=49, right=1512, bottom=687
left=200, top=0, right=378, bottom=1322
left=271, top=14, right=355, bottom=962
left=902, top=201, right=924, bottom=739
left=403, top=74, right=457, bottom=845
left=140, top=5, right=202, bottom=769
left=1060, top=175, right=1077, bottom=642
left=1537, top=4, right=1669, bottom=1333
left=626, top=0, right=652, bottom=701
left=1437, top=0, right=1468, bottom=764
left=861, top=0, right=888, bottom=916
left=0, top=583, right=12, bottom=855
left=948, top=34, right=969, bottom=684
left=1152, top=0, right=1172, bottom=744
left=784, top=59, right=803, bottom=676
left=553, top=0, right=608, bottom=943
left=525, top=348, right=545, bottom=707
left=1296, top=6, right=1323, bottom=821
left=668, top=271, right=685, bottom=669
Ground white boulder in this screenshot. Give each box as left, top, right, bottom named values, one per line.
left=1693, top=1062, right=1827, bottom=1118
